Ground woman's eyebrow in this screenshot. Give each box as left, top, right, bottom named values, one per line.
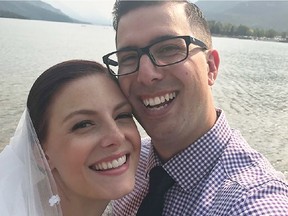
left=114, top=100, right=131, bottom=112
left=62, top=109, right=96, bottom=123
left=62, top=101, right=130, bottom=123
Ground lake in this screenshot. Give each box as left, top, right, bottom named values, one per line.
left=0, top=18, right=287, bottom=177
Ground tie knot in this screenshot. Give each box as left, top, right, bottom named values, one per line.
left=149, top=166, right=175, bottom=195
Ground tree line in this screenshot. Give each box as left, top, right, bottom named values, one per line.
left=208, top=20, right=287, bottom=40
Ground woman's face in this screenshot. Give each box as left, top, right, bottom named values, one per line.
left=43, top=74, right=140, bottom=201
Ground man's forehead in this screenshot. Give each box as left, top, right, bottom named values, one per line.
left=116, top=3, right=188, bottom=49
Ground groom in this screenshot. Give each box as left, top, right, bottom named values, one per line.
left=102, top=1, right=288, bottom=215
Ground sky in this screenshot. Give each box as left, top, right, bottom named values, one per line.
left=44, top=0, right=115, bottom=24
left=44, top=0, right=197, bottom=24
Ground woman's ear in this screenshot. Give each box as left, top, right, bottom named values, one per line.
left=44, top=150, right=55, bottom=170
left=207, top=49, right=220, bottom=86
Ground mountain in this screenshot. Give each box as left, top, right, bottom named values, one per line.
left=43, top=1, right=112, bottom=26
left=195, top=0, right=288, bottom=32
left=0, top=1, right=83, bottom=23
left=1, top=0, right=287, bottom=31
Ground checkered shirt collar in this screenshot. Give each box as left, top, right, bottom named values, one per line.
left=146, top=109, right=232, bottom=192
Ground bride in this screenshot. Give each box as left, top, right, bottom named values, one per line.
left=0, top=60, right=141, bottom=216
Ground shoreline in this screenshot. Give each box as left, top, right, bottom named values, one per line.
left=213, top=34, right=288, bottom=43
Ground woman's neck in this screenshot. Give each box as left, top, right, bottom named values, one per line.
left=52, top=171, right=110, bottom=216
left=60, top=193, right=109, bottom=216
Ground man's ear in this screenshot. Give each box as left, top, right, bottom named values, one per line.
left=207, top=49, right=220, bottom=86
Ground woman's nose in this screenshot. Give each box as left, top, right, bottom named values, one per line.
left=100, top=122, right=126, bottom=148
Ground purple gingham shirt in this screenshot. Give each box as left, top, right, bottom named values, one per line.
left=113, top=110, right=288, bottom=215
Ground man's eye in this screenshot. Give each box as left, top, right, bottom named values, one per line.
left=116, top=113, right=133, bottom=120
left=157, top=44, right=181, bottom=56
left=119, top=53, right=138, bottom=66
left=71, top=120, right=94, bottom=131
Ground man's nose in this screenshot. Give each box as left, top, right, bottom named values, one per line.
left=136, top=54, right=164, bottom=85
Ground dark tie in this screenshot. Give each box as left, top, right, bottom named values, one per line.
left=136, top=166, right=175, bottom=216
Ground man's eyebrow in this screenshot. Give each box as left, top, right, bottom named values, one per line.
left=149, top=34, right=176, bottom=44
left=118, top=34, right=175, bottom=50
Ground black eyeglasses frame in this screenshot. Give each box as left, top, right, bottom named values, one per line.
left=102, top=35, right=208, bottom=77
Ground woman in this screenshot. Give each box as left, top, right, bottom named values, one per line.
left=0, top=60, right=141, bottom=215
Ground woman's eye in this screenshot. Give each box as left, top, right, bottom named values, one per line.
left=71, top=120, right=94, bottom=131
left=116, top=112, right=133, bottom=120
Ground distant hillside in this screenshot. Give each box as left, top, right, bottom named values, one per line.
left=195, top=0, right=288, bottom=32
left=0, top=1, right=84, bottom=23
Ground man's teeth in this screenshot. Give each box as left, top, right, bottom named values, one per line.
left=93, top=155, right=127, bottom=171
left=143, top=92, right=176, bottom=107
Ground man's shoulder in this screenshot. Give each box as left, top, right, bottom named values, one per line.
left=206, top=133, right=288, bottom=215
left=136, top=136, right=151, bottom=167
left=220, top=130, right=287, bottom=189
left=140, top=136, right=151, bottom=154
left=141, top=136, right=152, bottom=146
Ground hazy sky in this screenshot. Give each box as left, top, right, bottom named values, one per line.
left=44, top=0, right=115, bottom=23
left=43, top=1, right=197, bottom=24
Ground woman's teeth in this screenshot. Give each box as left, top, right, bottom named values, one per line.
left=91, top=155, right=127, bottom=171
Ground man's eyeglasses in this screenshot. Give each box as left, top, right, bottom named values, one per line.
left=102, top=35, right=208, bottom=77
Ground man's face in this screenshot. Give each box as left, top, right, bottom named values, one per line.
left=116, top=2, right=219, bottom=161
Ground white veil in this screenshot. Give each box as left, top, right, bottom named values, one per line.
left=0, top=109, right=62, bottom=215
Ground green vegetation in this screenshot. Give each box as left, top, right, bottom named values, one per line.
left=208, top=20, right=287, bottom=41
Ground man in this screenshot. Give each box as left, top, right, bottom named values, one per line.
left=103, top=1, right=288, bottom=215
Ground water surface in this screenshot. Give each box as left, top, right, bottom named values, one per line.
left=0, top=18, right=287, bottom=177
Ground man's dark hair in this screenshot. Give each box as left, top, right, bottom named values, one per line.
left=112, top=0, right=212, bottom=48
